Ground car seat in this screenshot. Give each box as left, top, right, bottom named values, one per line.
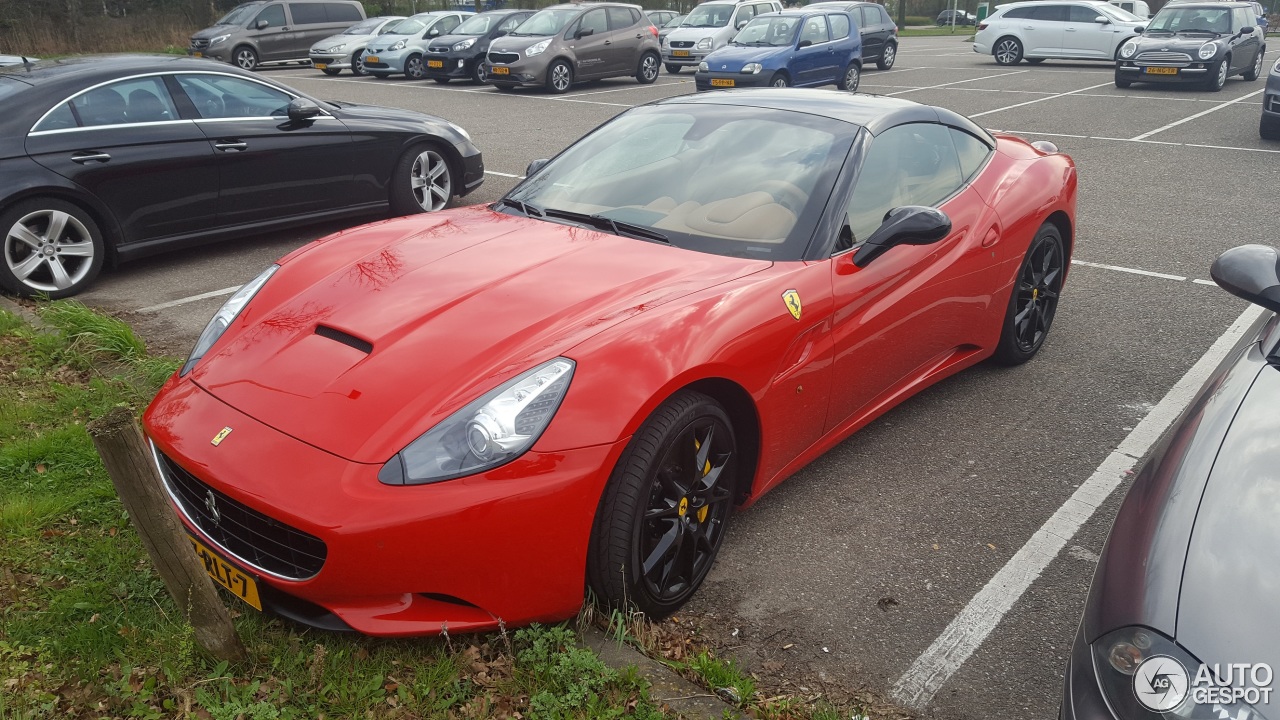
left=127, top=89, right=169, bottom=122
left=76, top=88, right=127, bottom=127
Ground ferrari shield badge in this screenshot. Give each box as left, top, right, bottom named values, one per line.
left=210, top=426, right=233, bottom=447
left=782, top=289, right=802, bottom=320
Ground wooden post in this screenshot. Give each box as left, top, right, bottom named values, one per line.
left=87, top=407, right=247, bottom=663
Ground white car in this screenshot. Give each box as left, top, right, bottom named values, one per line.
left=308, top=15, right=405, bottom=76
left=661, top=0, right=783, bottom=73
left=974, top=0, right=1147, bottom=65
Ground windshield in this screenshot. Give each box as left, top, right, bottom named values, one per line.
left=664, top=14, right=687, bottom=27
left=387, top=14, right=439, bottom=35
left=343, top=18, right=386, bottom=34
left=216, top=4, right=259, bottom=26
left=734, top=16, right=801, bottom=45
left=503, top=105, right=855, bottom=260
left=1098, top=4, right=1142, bottom=21
left=1146, top=6, right=1231, bottom=32
left=512, top=8, right=579, bottom=35
left=684, top=4, right=735, bottom=28
left=455, top=13, right=498, bottom=34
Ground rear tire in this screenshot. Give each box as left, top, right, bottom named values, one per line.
left=1243, top=46, right=1265, bottom=81
left=637, top=52, right=660, bottom=84
left=493, top=83, right=516, bottom=92
left=991, top=223, right=1064, bottom=366
left=1025, top=57, right=1045, bottom=64
left=371, top=72, right=390, bottom=79
left=433, top=77, right=450, bottom=84
left=993, top=36, right=1022, bottom=65
left=321, top=67, right=341, bottom=76
left=876, top=42, right=896, bottom=70
left=665, top=63, right=683, bottom=73
left=838, top=62, right=860, bottom=91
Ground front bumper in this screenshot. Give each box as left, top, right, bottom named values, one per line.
left=1060, top=623, right=1114, bottom=719
left=1264, top=73, right=1280, bottom=118
left=1116, top=61, right=1210, bottom=83
left=425, top=50, right=480, bottom=79
left=694, top=70, right=771, bottom=91
left=309, top=51, right=356, bottom=71
left=483, top=55, right=552, bottom=86
left=189, top=46, right=229, bottom=62
left=663, top=48, right=709, bottom=66
left=143, top=377, right=627, bottom=636
left=363, top=48, right=411, bottom=74
left=459, top=149, right=484, bottom=194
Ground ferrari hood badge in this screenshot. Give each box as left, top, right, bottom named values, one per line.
left=211, top=426, right=233, bottom=446
left=782, top=289, right=802, bottom=320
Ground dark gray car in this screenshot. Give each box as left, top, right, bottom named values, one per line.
left=189, top=0, right=366, bottom=71
left=1260, top=52, right=1279, bottom=139
left=807, top=1, right=900, bottom=69
left=1060, top=244, right=1280, bottom=720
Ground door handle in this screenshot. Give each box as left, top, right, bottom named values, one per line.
left=71, top=152, right=111, bottom=164
left=636, top=33, right=643, bottom=38
left=980, top=226, right=1002, bottom=248
left=214, top=141, right=248, bottom=152
left=604, top=39, right=612, bottom=44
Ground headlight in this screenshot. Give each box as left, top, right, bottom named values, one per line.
left=1093, top=627, right=1269, bottom=720
left=742, top=62, right=762, bottom=74
left=696, top=37, right=712, bottom=50
left=209, top=34, right=231, bottom=46
left=1197, top=42, right=1217, bottom=60
left=378, top=358, right=575, bottom=485
left=452, top=38, right=476, bottom=51
left=1120, top=41, right=1137, bottom=58
left=1272, top=56, right=1280, bottom=73
left=662, top=36, right=669, bottom=47
left=526, top=39, right=551, bottom=56
left=325, top=43, right=347, bottom=52
left=181, top=265, right=278, bottom=376
left=390, top=39, right=407, bottom=51
left=698, top=60, right=709, bottom=71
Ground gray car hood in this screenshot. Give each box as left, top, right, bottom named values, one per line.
left=488, top=33, right=561, bottom=53
left=311, top=32, right=376, bottom=50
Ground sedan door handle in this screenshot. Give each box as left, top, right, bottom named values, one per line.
left=70, top=152, right=111, bottom=164
left=1065, top=27, right=1077, bottom=31
left=604, top=39, right=612, bottom=44
left=214, top=141, right=248, bottom=152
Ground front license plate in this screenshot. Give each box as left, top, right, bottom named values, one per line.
left=193, top=51, right=203, bottom=57
left=365, top=55, right=379, bottom=64
left=1144, top=66, right=1177, bottom=75
left=491, top=66, right=510, bottom=74
left=711, top=78, right=735, bottom=87
left=189, top=535, right=262, bottom=611
left=313, top=62, right=328, bottom=70
left=427, top=59, right=444, bottom=68
left=673, top=50, right=690, bottom=57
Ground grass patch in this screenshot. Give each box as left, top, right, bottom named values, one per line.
left=0, top=303, right=668, bottom=719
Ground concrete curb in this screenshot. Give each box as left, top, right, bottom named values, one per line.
left=582, top=626, right=741, bottom=719
left=0, top=296, right=46, bottom=330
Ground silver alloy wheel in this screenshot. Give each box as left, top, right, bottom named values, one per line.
left=1216, top=58, right=1228, bottom=88
left=353, top=52, right=366, bottom=76
left=995, top=39, right=1019, bottom=64
left=235, top=47, right=257, bottom=70
left=410, top=150, right=451, bottom=212
left=4, top=209, right=95, bottom=294
left=844, top=64, right=860, bottom=92
left=473, top=61, right=486, bottom=83
left=551, top=63, right=571, bottom=91
left=641, top=54, right=658, bottom=81
left=1254, top=49, right=1265, bottom=77
left=772, top=76, right=788, bottom=87
left=882, top=44, right=896, bottom=68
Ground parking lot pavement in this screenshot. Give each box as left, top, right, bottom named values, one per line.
left=73, top=37, right=1276, bottom=719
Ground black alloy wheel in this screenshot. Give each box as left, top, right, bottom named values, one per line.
left=992, top=223, right=1064, bottom=365
left=587, top=391, right=738, bottom=617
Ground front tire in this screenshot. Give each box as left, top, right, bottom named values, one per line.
left=1261, top=114, right=1280, bottom=140
left=1025, top=57, right=1045, bottom=64
left=351, top=50, right=368, bottom=76
left=877, top=42, right=897, bottom=70
left=472, top=61, right=486, bottom=84
left=1243, top=47, right=1265, bottom=81
left=991, top=223, right=1064, bottom=366
left=1206, top=55, right=1228, bottom=91
left=838, top=62, right=861, bottom=91
left=586, top=390, right=738, bottom=618
left=770, top=72, right=790, bottom=87
left=993, top=36, right=1022, bottom=65
left=546, top=59, right=573, bottom=93
left=433, top=77, right=450, bottom=84
left=233, top=45, right=258, bottom=71
left=637, top=52, right=660, bottom=84
left=665, top=63, right=683, bottom=74
left=0, top=199, right=104, bottom=299
left=1114, top=71, right=1132, bottom=88
left=389, top=145, right=454, bottom=215
left=321, top=67, right=341, bottom=76
left=404, top=54, right=426, bottom=80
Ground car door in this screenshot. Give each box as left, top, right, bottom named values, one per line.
left=1062, top=4, right=1115, bottom=57
left=568, top=8, right=612, bottom=77
left=792, top=15, right=834, bottom=85
left=251, top=3, right=293, bottom=61
left=830, top=11, right=858, bottom=64
left=24, top=75, right=220, bottom=244
left=174, top=73, right=354, bottom=228
left=826, top=123, right=999, bottom=431
left=1230, top=6, right=1259, bottom=72
left=854, top=6, right=879, bottom=60
left=606, top=6, right=644, bottom=74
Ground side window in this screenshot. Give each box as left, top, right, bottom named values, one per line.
left=878, top=6, right=892, bottom=24
left=288, top=3, right=327, bottom=25
left=1120, top=2, right=1134, bottom=11
left=325, top=3, right=362, bottom=22
left=950, top=128, right=992, bottom=181
left=799, top=15, right=830, bottom=44
left=1234, top=8, right=1251, bottom=29
left=32, top=103, right=78, bottom=132
left=436, top=15, right=460, bottom=34
left=733, top=5, right=756, bottom=27
left=845, top=124, right=964, bottom=247
left=66, top=76, right=179, bottom=128
left=830, top=12, right=851, bottom=38
left=254, top=3, right=286, bottom=28
left=1003, top=7, right=1032, bottom=19
left=607, top=7, right=635, bottom=30
left=1030, top=5, right=1069, bottom=21
left=580, top=9, right=609, bottom=35
left=176, top=74, right=293, bottom=119
left=1068, top=5, right=1104, bottom=22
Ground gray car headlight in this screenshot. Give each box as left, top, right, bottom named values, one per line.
left=453, top=38, right=476, bottom=51
left=325, top=43, right=347, bottom=52
left=696, top=36, right=712, bottom=50
left=378, top=358, right=575, bottom=485
left=181, top=264, right=278, bottom=376
left=209, top=34, right=231, bottom=46
left=742, top=62, right=763, bottom=74
left=1198, top=42, right=1218, bottom=60
left=390, top=39, right=407, bottom=51
left=1093, top=627, right=1269, bottom=720
left=1120, top=41, right=1137, bottom=58
left=526, top=38, right=552, bottom=56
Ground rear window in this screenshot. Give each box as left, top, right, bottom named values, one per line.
left=830, top=12, right=851, bottom=37
left=1002, top=7, right=1034, bottom=18
left=289, top=3, right=328, bottom=24
left=0, top=76, right=26, bottom=103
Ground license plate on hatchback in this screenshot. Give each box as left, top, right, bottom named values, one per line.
left=427, top=59, right=443, bottom=68
left=673, top=50, right=690, bottom=57
left=313, top=62, right=328, bottom=70
left=1144, top=66, right=1177, bottom=75
left=193, top=51, right=203, bottom=57
left=189, top=535, right=262, bottom=611
left=711, top=78, right=735, bottom=87
left=365, top=55, right=379, bottom=64
left=492, top=66, right=510, bottom=74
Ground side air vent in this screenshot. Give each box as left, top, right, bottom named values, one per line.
left=315, top=325, right=373, bottom=354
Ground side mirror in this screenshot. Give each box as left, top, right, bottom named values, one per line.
left=256, top=19, right=270, bottom=29
left=798, top=39, right=812, bottom=47
left=526, top=158, right=550, bottom=176
left=286, top=97, right=322, bottom=122
left=1134, top=25, right=1144, bottom=32
left=852, top=206, right=952, bottom=267
left=493, top=29, right=508, bottom=37
left=1241, top=25, right=1255, bottom=33
left=576, top=27, right=594, bottom=38
left=737, top=20, right=748, bottom=29
left=1094, top=16, right=1109, bottom=23
left=1209, top=244, right=1280, bottom=313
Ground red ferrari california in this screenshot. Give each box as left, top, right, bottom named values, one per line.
left=144, top=90, right=1076, bottom=636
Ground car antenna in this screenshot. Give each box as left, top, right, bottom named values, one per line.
left=22, top=56, right=33, bottom=71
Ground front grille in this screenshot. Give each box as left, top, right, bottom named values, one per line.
left=671, top=40, right=694, bottom=48
left=155, top=449, right=327, bottom=580
left=1136, top=51, right=1191, bottom=62
left=488, top=51, right=520, bottom=64
left=427, top=46, right=450, bottom=53
left=190, top=37, right=210, bottom=50
left=1270, top=95, right=1280, bottom=112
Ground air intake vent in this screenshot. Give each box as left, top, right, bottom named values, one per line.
left=315, top=325, right=372, bottom=354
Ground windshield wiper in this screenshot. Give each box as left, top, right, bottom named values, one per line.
left=541, top=208, right=669, bottom=243
left=495, top=197, right=545, bottom=217
left=1178, top=28, right=1221, bottom=33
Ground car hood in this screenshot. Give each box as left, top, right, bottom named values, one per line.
left=427, top=33, right=486, bottom=52
left=1128, top=32, right=1224, bottom=53
left=310, top=32, right=371, bottom=51
left=667, top=26, right=728, bottom=42
left=704, top=44, right=788, bottom=70
left=1175, top=361, right=1280, bottom=674
left=192, top=206, right=769, bottom=463
left=367, top=34, right=424, bottom=52
left=489, top=34, right=561, bottom=52
left=191, top=25, right=237, bottom=40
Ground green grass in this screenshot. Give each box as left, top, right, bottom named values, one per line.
left=0, top=303, right=668, bottom=719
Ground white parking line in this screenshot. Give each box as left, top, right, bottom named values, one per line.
left=890, top=301, right=1268, bottom=710
left=990, top=128, right=1280, bottom=155
left=137, top=286, right=242, bottom=313
left=1131, top=88, right=1266, bottom=140
left=886, top=69, right=1028, bottom=96
left=284, top=74, right=637, bottom=107
left=484, top=170, right=526, bottom=179
left=1070, top=259, right=1186, bottom=281
left=969, top=80, right=1116, bottom=117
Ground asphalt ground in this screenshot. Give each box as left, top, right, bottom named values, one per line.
left=75, top=37, right=1276, bottom=718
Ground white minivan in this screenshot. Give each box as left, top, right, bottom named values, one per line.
left=661, top=0, right=784, bottom=73
left=1109, top=0, right=1151, bottom=18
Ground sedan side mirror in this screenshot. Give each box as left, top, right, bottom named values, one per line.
left=1134, top=25, right=1144, bottom=32
left=1241, top=25, right=1255, bottom=33
left=576, top=27, right=594, bottom=39
left=1093, top=15, right=1109, bottom=23
left=526, top=158, right=550, bottom=176
left=852, top=206, right=952, bottom=267
left=798, top=39, right=812, bottom=47
left=256, top=19, right=270, bottom=29
left=493, top=29, right=508, bottom=37
left=1210, top=244, right=1280, bottom=313
left=286, top=97, right=322, bottom=122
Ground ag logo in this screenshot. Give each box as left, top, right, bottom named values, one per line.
left=210, top=426, right=233, bottom=446
left=1134, top=655, right=1189, bottom=712
left=782, top=289, right=802, bottom=320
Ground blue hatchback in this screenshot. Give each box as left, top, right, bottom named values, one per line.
left=694, top=9, right=863, bottom=92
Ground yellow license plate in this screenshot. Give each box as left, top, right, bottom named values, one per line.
left=427, top=59, right=443, bottom=68
left=711, top=78, right=735, bottom=87
left=193, top=51, right=203, bottom=57
left=673, top=50, right=690, bottom=57
left=189, top=535, right=262, bottom=611
left=491, top=66, right=510, bottom=74
left=1144, top=66, right=1177, bottom=75
left=313, top=62, right=328, bottom=69
left=365, top=55, right=379, bottom=63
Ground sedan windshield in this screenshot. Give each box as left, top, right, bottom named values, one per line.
left=684, top=4, right=734, bottom=27
left=1146, top=6, right=1231, bottom=33
left=344, top=18, right=387, bottom=34
left=502, top=105, right=856, bottom=260
left=216, top=4, right=259, bottom=26
left=734, top=16, right=801, bottom=45
left=664, top=14, right=686, bottom=28
left=511, top=8, right=579, bottom=36
left=455, top=13, right=499, bottom=34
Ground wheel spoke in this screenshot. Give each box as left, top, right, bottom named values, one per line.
left=410, top=175, right=427, bottom=189
left=645, top=502, right=680, bottom=521
left=45, top=211, right=69, bottom=244
left=9, top=224, right=42, bottom=249
left=642, top=522, right=681, bottom=576
left=430, top=183, right=448, bottom=202
left=427, top=160, right=446, bottom=180
left=10, top=253, right=44, bottom=280
left=56, top=242, right=94, bottom=258
left=656, top=524, right=686, bottom=588
left=47, top=257, right=73, bottom=289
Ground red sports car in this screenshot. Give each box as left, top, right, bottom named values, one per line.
left=144, top=90, right=1076, bottom=636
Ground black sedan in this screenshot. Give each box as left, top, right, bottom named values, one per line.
left=1115, top=1, right=1266, bottom=91
left=424, top=9, right=534, bottom=84
left=0, top=55, right=483, bottom=299
left=1061, top=245, right=1280, bottom=720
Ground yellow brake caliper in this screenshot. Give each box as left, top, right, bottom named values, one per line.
left=693, top=437, right=710, bottom=522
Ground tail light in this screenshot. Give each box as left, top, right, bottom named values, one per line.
left=649, top=25, right=659, bottom=36
left=891, top=25, right=898, bottom=34
left=977, top=22, right=988, bottom=30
